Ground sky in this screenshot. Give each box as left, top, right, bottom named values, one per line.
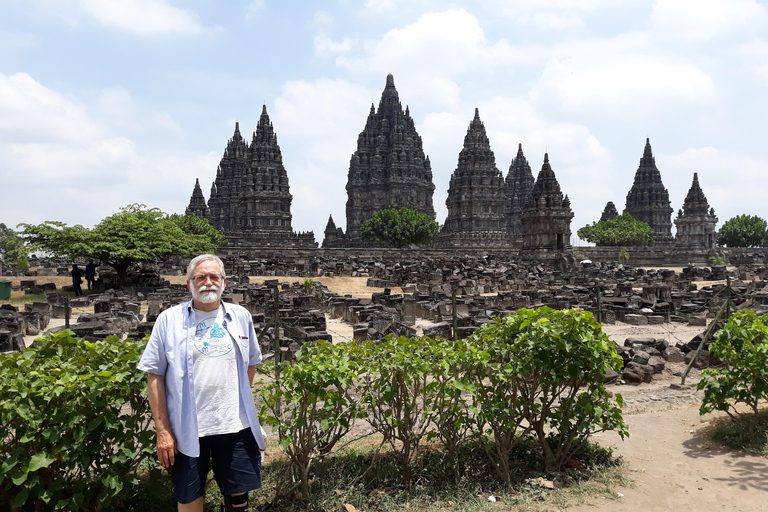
left=1, top=0, right=767, bottom=246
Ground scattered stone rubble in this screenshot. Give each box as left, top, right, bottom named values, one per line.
left=4, top=256, right=768, bottom=388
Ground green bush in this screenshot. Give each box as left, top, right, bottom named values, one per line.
left=257, top=340, right=363, bottom=499
left=577, top=213, right=654, bottom=247
left=717, top=214, right=768, bottom=247
left=361, top=207, right=439, bottom=248
left=699, top=310, right=768, bottom=418
left=357, top=336, right=444, bottom=490
left=469, top=308, right=627, bottom=473
left=0, top=332, right=155, bottom=511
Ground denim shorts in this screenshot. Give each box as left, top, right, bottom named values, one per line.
left=171, top=428, right=262, bottom=504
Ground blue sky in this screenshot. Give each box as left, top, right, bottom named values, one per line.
left=2, top=0, right=767, bottom=245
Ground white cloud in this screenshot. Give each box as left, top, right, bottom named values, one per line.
left=98, top=86, right=133, bottom=128
left=0, top=72, right=100, bottom=143
left=534, top=11, right=585, bottom=30
left=244, top=0, right=265, bottom=21
left=78, top=0, right=216, bottom=35
left=651, top=0, right=767, bottom=42
left=531, top=51, right=715, bottom=118
left=658, top=147, right=768, bottom=225
left=739, top=39, right=768, bottom=83
left=0, top=72, right=211, bottom=228
left=365, top=0, right=400, bottom=13
left=314, top=35, right=354, bottom=54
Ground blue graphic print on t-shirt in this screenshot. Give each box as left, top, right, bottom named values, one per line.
left=193, top=319, right=233, bottom=358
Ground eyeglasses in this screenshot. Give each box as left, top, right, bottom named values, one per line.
left=190, top=274, right=225, bottom=285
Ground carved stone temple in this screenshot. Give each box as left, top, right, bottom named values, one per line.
left=185, top=107, right=316, bottom=248
left=521, top=154, right=574, bottom=252
left=322, top=74, right=435, bottom=247
left=505, top=143, right=536, bottom=245
left=437, top=108, right=511, bottom=248
left=599, top=201, right=619, bottom=222
left=624, top=138, right=674, bottom=245
left=674, top=173, right=718, bottom=250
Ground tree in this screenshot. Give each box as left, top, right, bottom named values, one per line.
left=0, top=223, right=27, bottom=264
left=361, top=207, right=439, bottom=248
left=19, top=204, right=226, bottom=283
left=577, top=212, right=654, bottom=246
left=717, top=214, right=767, bottom=248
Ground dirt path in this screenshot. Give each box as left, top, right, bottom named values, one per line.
left=566, top=404, right=768, bottom=512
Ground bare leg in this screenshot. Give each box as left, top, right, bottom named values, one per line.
left=178, top=497, right=204, bottom=512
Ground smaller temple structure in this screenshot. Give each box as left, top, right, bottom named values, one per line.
left=599, top=201, right=619, bottom=222
left=505, top=143, right=535, bottom=245
left=437, top=108, right=511, bottom=248
left=520, top=154, right=573, bottom=252
left=624, top=138, right=674, bottom=245
left=674, top=173, right=718, bottom=250
left=185, top=178, right=209, bottom=218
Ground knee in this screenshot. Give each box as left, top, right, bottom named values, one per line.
left=223, top=492, right=248, bottom=511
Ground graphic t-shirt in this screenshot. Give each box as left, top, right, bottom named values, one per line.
left=192, top=306, right=249, bottom=437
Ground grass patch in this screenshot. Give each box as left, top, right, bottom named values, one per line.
left=707, top=410, right=768, bottom=456
left=99, top=436, right=626, bottom=512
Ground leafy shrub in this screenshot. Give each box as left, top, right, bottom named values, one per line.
left=717, top=214, right=768, bottom=247
left=0, top=331, right=155, bottom=511
left=469, top=308, right=627, bottom=473
left=361, top=207, right=439, bottom=248
left=699, top=310, right=768, bottom=418
left=257, top=340, right=363, bottom=499
left=577, top=213, right=654, bottom=247
left=357, top=336, right=443, bottom=490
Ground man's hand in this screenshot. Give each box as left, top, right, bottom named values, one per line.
left=156, top=428, right=177, bottom=468
left=147, top=373, right=177, bottom=468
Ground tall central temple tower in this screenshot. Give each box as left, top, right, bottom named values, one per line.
left=326, top=74, right=435, bottom=246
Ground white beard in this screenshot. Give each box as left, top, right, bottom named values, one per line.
left=191, top=284, right=222, bottom=304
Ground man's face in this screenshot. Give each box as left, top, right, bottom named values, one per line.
left=188, top=259, right=226, bottom=304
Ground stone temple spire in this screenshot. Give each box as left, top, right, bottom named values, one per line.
left=207, top=122, right=250, bottom=231
left=521, top=153, right=574, bottom=251
left=624, top=138, right=673, bottom=245
left=201, top=109, right=315, bottom=247
left=438, top=108, right=510, bottom=248
left=674, top=172, right=718, bottom=250
left=336, top=74, right=436, bottom=246
left=185, top=178, right=209, bottom=218
left=599, top=201, right=619, bottom=222
left=505, top=143, right=535, bottom=244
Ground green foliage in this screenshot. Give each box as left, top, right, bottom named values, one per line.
left=717, top=214, right=768, bottom=248
left=357, top=336, right=444, bottom=490
left=618, top=248, right=630, bottom=263
left=708, top=411, right=768, bottom=456
left=257, top=341, right=364, bottom=499
left=709, top=255, right=726, bottom=266
left=19, top=205, right=225, bottom=283
left=577, top=213, right=654, bottom=247
left=0, top=223, right=28, bottom=264
left=0, top=331, right=155, bottom=511
left=469, top=308, right=627, bottom=474
left=698, top=310, right=768, bottom=418
left=302, top=277, right=314, bottom=293
left=361, top=207, right=439, bottom=248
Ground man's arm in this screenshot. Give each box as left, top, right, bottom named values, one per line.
left=248, top=365, right=256, bottom=386
left=147, top=372, right=177, bottom=468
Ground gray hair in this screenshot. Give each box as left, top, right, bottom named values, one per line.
left=187, top=254, right=226, bottom=280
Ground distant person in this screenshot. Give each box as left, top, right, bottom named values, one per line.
left=84, top=259, right=98, bottom=291
left=71, top=264, right=85, bottom=297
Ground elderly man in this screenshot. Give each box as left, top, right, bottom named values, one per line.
left=138, top=254, right=266, bottom=512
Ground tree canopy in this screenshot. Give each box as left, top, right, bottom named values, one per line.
left=0, top=223, right=27, bottom=264
left=577, top=212, right=655, bottom=247
left=361, top=207, right=440, bottom=248
left=19, top=204, right=226, bottom=282
left=717, top=214, right=767, bottom=248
